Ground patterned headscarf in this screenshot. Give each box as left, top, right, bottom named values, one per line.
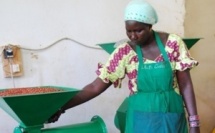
left=124, top=0, right=158, bottom=25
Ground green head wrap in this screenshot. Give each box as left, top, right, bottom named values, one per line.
left=124, top=0, right=158, bottom=25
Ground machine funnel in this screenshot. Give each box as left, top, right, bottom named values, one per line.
left=0, top=86, right=79, bottom=128
left=182, top=38, right=201, bottom=49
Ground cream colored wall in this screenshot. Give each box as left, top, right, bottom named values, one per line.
left=0, top=0, right=185, bottom=132
left=185, top=0, right=215, bottom=132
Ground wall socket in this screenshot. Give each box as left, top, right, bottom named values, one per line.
left=1, top=45, right=23, bottom=78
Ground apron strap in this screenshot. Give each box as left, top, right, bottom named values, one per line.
left=153, top=31, right=169, bottom=62
left=136, top=45, right=143, bottom=64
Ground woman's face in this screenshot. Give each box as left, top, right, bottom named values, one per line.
left=125, top=20, right=152, bottom=45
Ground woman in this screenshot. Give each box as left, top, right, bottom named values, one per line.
left=49, top=0, right=200, bottom=133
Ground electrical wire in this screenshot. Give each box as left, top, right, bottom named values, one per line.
left=17, top=37, right=102, bottom=51
left=3, top=58, right=10, bottom=74
left=0, top=37, right=107, bottom=88
left=8, top=58, right=15, bottom=88
left=1, top=45, right=17, bottom=88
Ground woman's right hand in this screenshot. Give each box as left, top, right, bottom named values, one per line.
left=47, top=108, right=65, bottom=123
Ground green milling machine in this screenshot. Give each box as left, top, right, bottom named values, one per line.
left=0, top=86, right=107, bottom=133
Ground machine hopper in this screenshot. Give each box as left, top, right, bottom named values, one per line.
left=0, top=86, right=107, bottom=133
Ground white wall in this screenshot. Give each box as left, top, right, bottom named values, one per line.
left=0, top=0, right=185, bottom=132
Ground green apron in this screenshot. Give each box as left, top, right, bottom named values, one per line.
left=125, top=32, right=188, bottom=133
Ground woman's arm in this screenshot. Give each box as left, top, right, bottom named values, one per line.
left=48, top=77, right=112, bottom=123
left=176, top=69, right=200, bottom=133
left=62, top=77, right=112, bottom=110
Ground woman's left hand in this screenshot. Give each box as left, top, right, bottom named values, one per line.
left=190, top=127, right=200, bottom=133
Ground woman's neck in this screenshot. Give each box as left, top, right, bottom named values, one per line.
left=140, top=30, right=155, bottom=48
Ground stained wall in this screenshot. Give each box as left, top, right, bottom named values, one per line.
left=185, top=0, right=215, bottom=132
